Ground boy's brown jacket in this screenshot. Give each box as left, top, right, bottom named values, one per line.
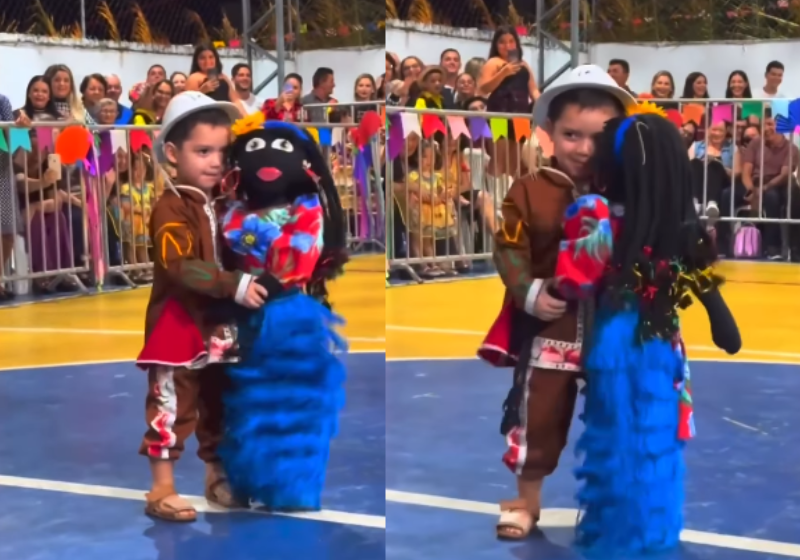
left=493, top=166, right=582, bottom=346
left=144, top=185, right=251, bottom=342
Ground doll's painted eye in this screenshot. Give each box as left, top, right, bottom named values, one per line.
left=245, top=138, right=266, bottom=152
left=271, top=138, right=294, bottom=153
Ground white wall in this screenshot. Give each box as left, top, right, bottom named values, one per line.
left=0, top=33, right=384, bottom=109
left=386, top=22, right=800, bottom=99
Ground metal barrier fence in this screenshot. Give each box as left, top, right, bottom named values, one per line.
left=0, top=120, right=384, bottom=297
left=386, top=99, right=800, bottom=282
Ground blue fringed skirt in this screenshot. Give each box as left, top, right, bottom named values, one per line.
left=574, top=306, right=685, bottom=553
left=219, top=289, right=347, bottom=511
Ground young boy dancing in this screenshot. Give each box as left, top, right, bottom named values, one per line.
left=135, top=91, right=268, bottom=522
left=482, top=66, right=636, bottom=539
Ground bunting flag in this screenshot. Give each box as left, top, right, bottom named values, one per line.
left=387, top=109, right=544, bottom=147
left=775, top=99, right=800, bottom=134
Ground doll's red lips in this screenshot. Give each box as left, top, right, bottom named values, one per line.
left=257, top=167, right=282, bottom=181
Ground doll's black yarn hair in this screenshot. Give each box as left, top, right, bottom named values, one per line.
left=591, top=113, right=722, bottom=341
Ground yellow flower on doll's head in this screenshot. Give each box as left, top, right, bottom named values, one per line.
left=232, top=112, right=265, bottom=137
left=626, top=100, right=667, bottom=118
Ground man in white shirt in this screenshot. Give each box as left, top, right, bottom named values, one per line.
left=761, top=61, right=787, bottom=99
left=231, top=63, right=262, bottom=114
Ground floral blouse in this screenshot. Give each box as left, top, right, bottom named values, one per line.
left=261, top=99, right=305, bottom=123
left=221, top=194, right=323, bottom=286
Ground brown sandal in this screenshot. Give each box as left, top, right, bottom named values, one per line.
left=205, top=476, right=248, bottom=509
left=144, top=486, right=197, bottom=522
left=496, top=498, right=538, bottom=540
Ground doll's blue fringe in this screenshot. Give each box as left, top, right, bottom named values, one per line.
left=219, top=290, right=347, bottom=511
left=574, top=306, right=685, bottom=554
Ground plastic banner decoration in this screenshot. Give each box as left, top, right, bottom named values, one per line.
left=9, top=128, right=32, bottom=153
left=98, top=132, right=115, bottom=175
left=775, top=99, right=800, bottom=134
left=421, top=114, right=446, bottom=139
left=772, top=98, right=790, bottom=119
left=512, top=118, right=532, bottom=141
left=36, top=127, right=55, bottom=153
left=387, top=114, right=404, bottom=160
left=711, top=104, right=733, bottom=126
left=447, top=116, right=470, bottom=139
left=469, top=117, right=492, bottom=141
left=681, top=104, right=704, bottom=126
left=129, top=130, right=153, bottom=152
left=0, top=131, right=7, bottom=152
left=741, top=100, right=763, bottom=120
left=490, top=118, right=508, bottom=140
left=55, top=125, right=92, bottom=165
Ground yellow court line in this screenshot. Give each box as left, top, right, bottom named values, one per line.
left=385, top=324, right=800, bottom=363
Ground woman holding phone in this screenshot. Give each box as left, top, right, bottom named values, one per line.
left=262, top=73, right=305, bottom=122
left=184, top=43, right=247, bottom=116
left=478, top=26, right=540, bottom=180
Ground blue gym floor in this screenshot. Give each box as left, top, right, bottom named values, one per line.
left=386, top=358, right=800, bottom=560
left=0, top=352, right=385, bottom=560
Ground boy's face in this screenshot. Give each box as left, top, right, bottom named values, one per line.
left=547, top=103, right=620, bottom=182
left=165, top=123, right=231, bottom=192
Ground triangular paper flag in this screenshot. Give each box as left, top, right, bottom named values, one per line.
left=36, top=127, right=54, bottom=153
left=388, top=114, right=404, bottom=160
left=681, top=103, right=704, bottom=126
left=741, top=101, right=763, bottom=120
left=469, top=117, right=491, bottom=141
left=490, top=118, right=508, bottom=140
left=0, top=131, right=7, bottom=153
left=130, top=130, right=152, bottom=152
left=421, top=114, right=446, bottom=139
left=535, top=127, right=553, bottom=158
left=775, top=99, right=800, bottom=134
left=9, top=128, right=32, bottom=153
left=98, top=132, right=115, bottom=175
left=512, top=118, right=532, bottom=141
left=400, top=112, right=421, bottom=139
left=306, top=127, right=320, bottom=144
left=447, top=116, right=471, bottom=139
left=109, top=130, right=128, bottom=153
left=771, top=98, right=790, bottom=119
left=318, top=128, right=333, bottom=146
left=711, top=104, right=733, bottom=125
left=665, top=109, right=683, bottom=128
left=414, top=98, right=427, bottom=110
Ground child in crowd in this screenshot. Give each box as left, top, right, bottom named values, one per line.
left=118, top=152, right=155, bottom=283
left=484, top=65, right=636, bottom=539
left=134, top=91, right=268, bottom=522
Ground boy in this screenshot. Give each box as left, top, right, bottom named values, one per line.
left=135, top=91, right=269, bottom=522
left=492, top=66, right=636, bottom=539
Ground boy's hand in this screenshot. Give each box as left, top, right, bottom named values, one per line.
left=532, top=279, right=566, bottom=321
left=241, top=281, right=268, bottom=309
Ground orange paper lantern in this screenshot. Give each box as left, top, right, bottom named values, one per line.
left=54, top=125, right=92, bottom=165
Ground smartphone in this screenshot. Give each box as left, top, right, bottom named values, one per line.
left=507, top=49, right=520, bottom=63
left=207, top=69, right=219, bottom=81
left=47, top=153, right=62, bottom=182
left=283, top=82, right=294, bottom=94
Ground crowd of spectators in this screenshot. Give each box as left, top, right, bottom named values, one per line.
left=0, top=42, right=384, bottom=300
left=383, top=31, right=800, bottom=276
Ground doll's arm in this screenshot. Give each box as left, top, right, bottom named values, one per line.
left=695, top=289, right=741, bottom=354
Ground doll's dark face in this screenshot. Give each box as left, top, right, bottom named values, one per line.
left=231, top=126, right=318, bottom=209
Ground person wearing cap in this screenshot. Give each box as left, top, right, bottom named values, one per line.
left=483, top=65, right=636, bottom=540
left=134, top=91, right=269, bottom=522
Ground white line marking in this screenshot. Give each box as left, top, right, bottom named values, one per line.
left=0, top=475, right=384, bottom=529
left=0, top=327, right=386, bottom=344
left=386, top=490, right=800, bottom=556
left=722, top=416, right=769, bottom=435
left=385, top=325, right=800, bottom=361
left=0, top=350, right=385, bottom=373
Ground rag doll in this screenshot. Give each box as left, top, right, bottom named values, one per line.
left=214, top=112, right=349, bottom=511
left=572, top=104, right=742, bottom=553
